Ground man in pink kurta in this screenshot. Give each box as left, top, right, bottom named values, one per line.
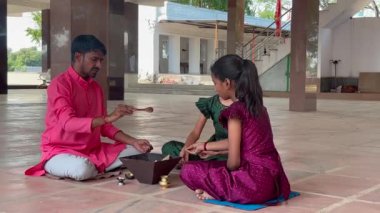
left=25, top=35, right=152, bottom=180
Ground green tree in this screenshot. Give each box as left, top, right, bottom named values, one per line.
left=171, top=0, right=228, bottom=11
left=170, top=0, right=292, bottom=19
left=249, top=0, right=293, bottom=18
left=171, top=1, right=346, bottom=18
left=25, top=11, right=42, bottom=45
left=8, top=47, right=42, bottom=72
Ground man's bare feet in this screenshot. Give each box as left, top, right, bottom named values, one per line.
left=195, top=189, right=214, bottom=200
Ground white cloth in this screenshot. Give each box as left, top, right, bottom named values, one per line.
left=44, top=146, right=141, bottom=181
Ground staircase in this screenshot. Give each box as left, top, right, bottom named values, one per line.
left=240, top=0, right=372, bottom=76
left=240, top=8, right=292, bottom=76
left=246, top=37, right=291, bottom=76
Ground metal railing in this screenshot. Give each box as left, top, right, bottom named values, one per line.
left=241, top=7, right=292, bottom=61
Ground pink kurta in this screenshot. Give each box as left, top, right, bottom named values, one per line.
left=25, top=67, right=126, bottom=176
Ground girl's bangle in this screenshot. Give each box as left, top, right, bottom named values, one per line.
left=204, top=142, right=209, bottom=151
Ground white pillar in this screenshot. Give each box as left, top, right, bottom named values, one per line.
left=138, top=5, right=159, bottom=83
left=207, top=39, right=216, bottom=74
left=168, top=35, right=180, bottom=74
left=189, top=37, right=200, bottom=74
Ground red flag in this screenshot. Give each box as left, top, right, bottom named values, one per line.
left=275, top=0, right=282, bottom=37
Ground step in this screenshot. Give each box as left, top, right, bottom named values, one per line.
left=126, top=84, right=215, bottom=96
left=126, top=87, right=215, bottom=96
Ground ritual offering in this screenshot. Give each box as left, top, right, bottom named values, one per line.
left=125, top=170, right=135, bottom=180
left=119, top=153, right=180, bottom=184
left=159, top=175, right=170, bottom=189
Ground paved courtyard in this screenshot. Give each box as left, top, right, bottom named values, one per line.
left=0, top=89, right=379, bottom=212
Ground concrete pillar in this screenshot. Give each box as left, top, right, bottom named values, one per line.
left=289, top=0, right=320, bottom=112
left=107, top=0, right=125, bottom=100
left=227, top=0, right=244, bottom=54
left=125, top=2, right=138, bottom=74
left=0, top=0, right=6, bottom=94
left=138, top=5, right=159, bottom=82
left=42, top=9, right=50, bottom=73
left=189, top=37, right=200, bottom=74
left=50, top=0, right=72, bottom=77
left=168, top=35, right=180, bottom=74
left=50, top=0, right=125, bottom=100
left=207, top=39, right=215, bottom=74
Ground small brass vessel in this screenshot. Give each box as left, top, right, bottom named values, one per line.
left=125, top=170, right=135, bottom=180
left=159, top=175, right=170, bottom=188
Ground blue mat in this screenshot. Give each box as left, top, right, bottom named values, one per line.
left=204, top=191, right=300, bottom=211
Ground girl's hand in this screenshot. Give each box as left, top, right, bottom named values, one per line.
left=185, top=143, right=204, bottom=155
left=179, top=147, right=190, bottom=163
left=199, top=150, right=219, bottom=159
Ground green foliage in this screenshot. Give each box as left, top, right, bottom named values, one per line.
left=7, top=47, right=42, bottom=72
left=25, top=12, right=42, bottom=45
left=171, top=0, right=228, bottom=11
left=258, top=10, right=276, bottom=19
left=170, top=0, right=292, bottom=19
left=251, top=0, right=293, bottom=18
left=9, top=12, right=43, bottom=72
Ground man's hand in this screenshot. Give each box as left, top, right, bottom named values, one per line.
left=132, top=139, right=153, bottom=153
left=105, top=104, right=134, bottom=123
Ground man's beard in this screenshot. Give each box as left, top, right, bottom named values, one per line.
left=89, top=68, right=100, bottom=78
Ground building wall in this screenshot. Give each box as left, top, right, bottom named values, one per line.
left=156, top=22, right=257, bottom=45
left=318, top=28, right=333, bottom=78
left=330, top=18, right=380, bottom=77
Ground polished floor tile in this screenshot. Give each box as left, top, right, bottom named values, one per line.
left=357, top=188, right=380, bottom=203
left=90, top=198, right=204, bottom=213
left=329, top=201, right=380, bottom=213
left=1, top=90, right=380, bottom=212
left=0, top=188, right=132, bottom=213
left=292, top=174, right=379, bottom=197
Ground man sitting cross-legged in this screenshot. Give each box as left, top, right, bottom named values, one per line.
left=25, top=35, right=152, bottom=181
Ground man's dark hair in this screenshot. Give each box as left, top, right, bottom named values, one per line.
left=71, top=35, right=107, bottom=62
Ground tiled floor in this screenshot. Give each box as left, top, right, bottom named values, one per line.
left=0, top=89, right=379, bottom=212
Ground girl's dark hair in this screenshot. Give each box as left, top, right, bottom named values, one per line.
left=211, top=54, right=263, bottom=117
left=71, top=35, right=107, bottom=62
